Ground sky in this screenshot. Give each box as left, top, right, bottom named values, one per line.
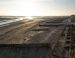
left=0, top=0, right=75, bottom=16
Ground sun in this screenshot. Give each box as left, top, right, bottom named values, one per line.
left=25, top=16, right=33, bottom=20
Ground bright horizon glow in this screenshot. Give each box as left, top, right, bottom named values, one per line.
left=10, top=0, right=39, bottom=16
left=25, top=16, right=33, bottom=20
left=0, top=0, right=75, bottom=16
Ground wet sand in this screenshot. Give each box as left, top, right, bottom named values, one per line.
left=0, top=18, right=64, bottom=44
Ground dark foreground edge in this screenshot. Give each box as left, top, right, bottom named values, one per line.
left=0, top=43, right=51, bottom=48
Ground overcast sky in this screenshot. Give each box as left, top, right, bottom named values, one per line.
left=0, top=0, right=75, bottom=16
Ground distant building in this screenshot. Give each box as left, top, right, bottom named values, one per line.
left=71, top=15, right=75, bottom=17
left=71, top=15, right=75, bottom=22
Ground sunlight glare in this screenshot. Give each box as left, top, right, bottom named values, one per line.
left=25, top=16, right=33, bottom=20
left=9, top=0, right=39, bottom=16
